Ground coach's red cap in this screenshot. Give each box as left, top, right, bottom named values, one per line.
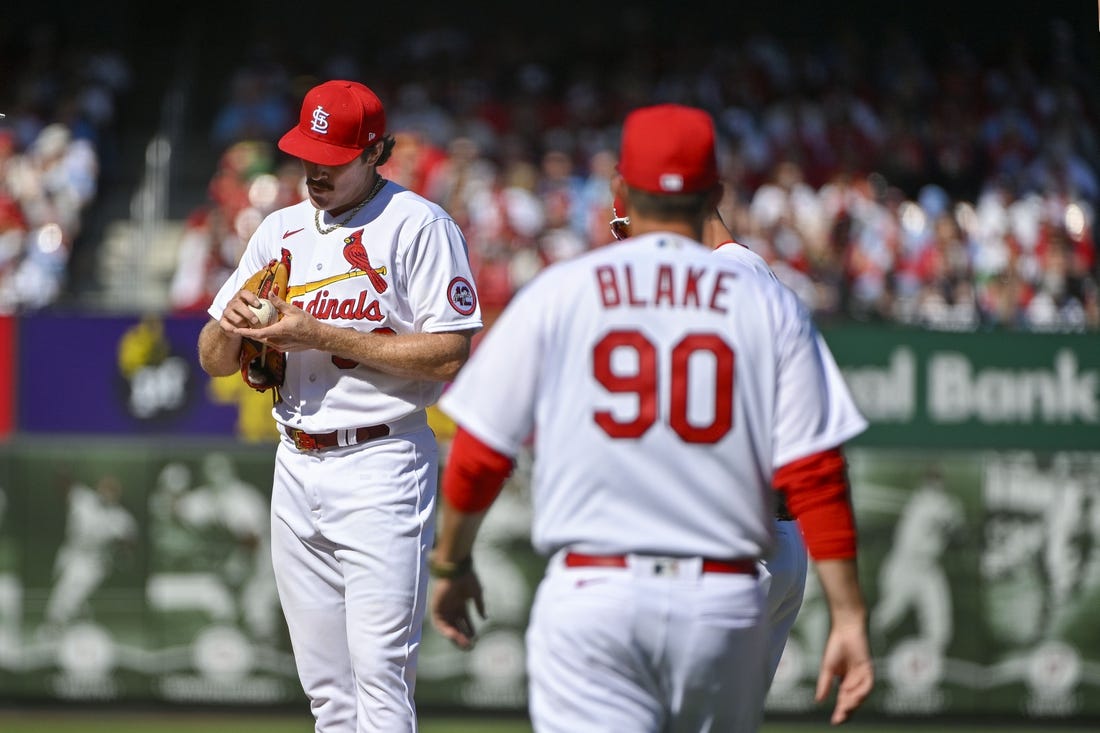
left=618, top=104, right=718, bottom=194
left=278, top=80, right=386, bottom=166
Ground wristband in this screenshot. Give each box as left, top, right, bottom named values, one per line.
left=428, top=553, right=474, bottom=579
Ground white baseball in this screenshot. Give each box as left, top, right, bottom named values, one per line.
left=249, top=298, right=277, bottom=326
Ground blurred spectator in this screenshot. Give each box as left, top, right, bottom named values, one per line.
left=0, top=122, right=99, bottom=312
left=169, top=140, right=300, bottom=314
left=377, top=129, right=448, bottom=197
left=210, top=64, right=294, bottom=150
left=464, top=159, right=545, bottom=312
left=0, top=25, right=131, bottom=314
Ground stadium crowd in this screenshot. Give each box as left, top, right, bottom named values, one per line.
left=0, top=23, right=131, bottom=314
left=2, top=10, right=1097, bottom=332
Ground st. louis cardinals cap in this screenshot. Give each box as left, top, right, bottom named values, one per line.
left=618, top=104, right=718, bottom=194
left=278, top=80, right=386, bottom=166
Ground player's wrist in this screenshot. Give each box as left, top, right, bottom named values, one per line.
left=428, top=552, right=474, bottom=579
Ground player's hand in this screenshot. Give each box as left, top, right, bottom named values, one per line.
left=430, top=572, right=485, bottom=650
left=219, top=288, right=269, bottom=332
left=815, top=620, right=874, bottom=725
left=234, top=294, right=317, bottom=352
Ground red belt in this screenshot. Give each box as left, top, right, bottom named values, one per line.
left=564, top=552, right=757, bottom=576
left=285, top=424, right=390, bottom=451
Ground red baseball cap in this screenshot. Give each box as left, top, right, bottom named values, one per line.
left=618, top=104, right=718, bottom=194
left=278, top=80, right=386, bottom=166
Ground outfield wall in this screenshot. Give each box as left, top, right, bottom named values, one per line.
left=0, top=314, right=1096, bottom=721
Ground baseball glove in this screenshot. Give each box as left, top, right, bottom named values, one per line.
left=239, top=247, right=292, bottom=403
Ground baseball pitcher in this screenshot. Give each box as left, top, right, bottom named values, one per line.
left=198, top=80, right=482, bottom=732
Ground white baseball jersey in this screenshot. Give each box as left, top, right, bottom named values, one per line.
left=209, top=181, right=482, bottom=431
left=714, top=240, right=777, bottom=282
left=439, top=231, right=866, bottom=561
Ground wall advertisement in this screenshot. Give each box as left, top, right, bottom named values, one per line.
left=825, top=326, right=1100, bottom=450
left=14, top=316, right=1099, bottom=449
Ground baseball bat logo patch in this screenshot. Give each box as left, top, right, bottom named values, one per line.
left=447, top=277, right=477, bottom=316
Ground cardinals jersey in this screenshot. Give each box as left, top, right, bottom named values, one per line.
left=209, top=181, right=482, bottom=432
left=439, top=232, right=865, bottom=560
left=713, top=240, right=777, bottom=282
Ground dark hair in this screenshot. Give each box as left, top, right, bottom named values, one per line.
left=367, top=134, right=397, bottom=167
left=628, top=185, right=714, bottom=221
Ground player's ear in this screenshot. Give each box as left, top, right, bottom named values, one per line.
left=365, top=139, right=387, bottom=167
left=611, top=173, right=628, bottom=207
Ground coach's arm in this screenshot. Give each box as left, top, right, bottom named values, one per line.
left=777, top=445, right=874, bottom=725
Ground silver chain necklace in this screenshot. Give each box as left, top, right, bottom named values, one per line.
left=313, top=176, right=387, bottom=235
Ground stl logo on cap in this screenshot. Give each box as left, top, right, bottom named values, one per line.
left=278, top=80, right=387, bottom=167
left=310, top=106, right=331, bottom=135
left=618, top=104, right=718, bottom=195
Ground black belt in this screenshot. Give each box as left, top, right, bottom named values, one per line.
left=775, top=491, right=794, bottom=521
left=284, top=424, right=390, bottom=451
left=564, top=552, right=757, bottom=576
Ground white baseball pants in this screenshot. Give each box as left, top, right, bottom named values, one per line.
left=758, top=518, right=809, bottom=687
left=526, top=552, right=768, bottom=732
left=270, top=426, right=438, bottom=733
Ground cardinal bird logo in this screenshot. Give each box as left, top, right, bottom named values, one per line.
left=342, top=229, right=388, bottom=293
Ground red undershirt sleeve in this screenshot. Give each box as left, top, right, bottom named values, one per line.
left=442, top=427, right=515, bottom=513
left=775, top=446, right=857, bottom=560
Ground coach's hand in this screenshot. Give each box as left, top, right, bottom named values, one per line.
left=429, top=560, right=485, bottom=650
left=816, top=619, right=874, bottom=725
